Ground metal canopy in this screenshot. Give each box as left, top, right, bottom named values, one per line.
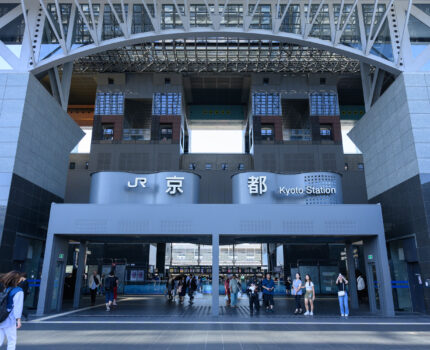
left=74, top=39, right=362, bottom=73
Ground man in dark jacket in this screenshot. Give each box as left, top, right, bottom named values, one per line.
left=188, top=275, right=197, bottom=305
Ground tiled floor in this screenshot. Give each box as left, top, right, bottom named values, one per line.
left=52, top=295, right=373, bottom=320
left=14, top=296, right=429, bottom=350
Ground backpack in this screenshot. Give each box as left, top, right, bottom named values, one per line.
left=357, top=276, right=365, bottom=291
left=0, top=287, right=20, bottom=323
left=104, top=276, right=114, bottom=291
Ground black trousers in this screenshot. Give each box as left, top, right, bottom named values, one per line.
left=90, top=288, right=97, bottom=304
left=295, top=294, right=302, bottom=309
left=249, top=294, right=259, bottom=313
left=263, top=294, right=274, bottom=308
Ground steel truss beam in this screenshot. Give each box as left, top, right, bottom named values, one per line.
left=0, top=0, right=424, bottom=76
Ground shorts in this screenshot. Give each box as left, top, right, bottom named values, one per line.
left=304, top=291, right=313, bottom=300
left=105, top=290, right=114, bottom=303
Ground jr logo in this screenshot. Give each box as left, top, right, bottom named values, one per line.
left=127, top=177, right=147, bottom=188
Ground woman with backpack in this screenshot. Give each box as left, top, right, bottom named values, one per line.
left=0, top=271, right=24, bottom=350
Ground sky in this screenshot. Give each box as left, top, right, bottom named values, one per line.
left=71, top=127, right=361, bottom=154
left=189, top=129, right=244, bottom=153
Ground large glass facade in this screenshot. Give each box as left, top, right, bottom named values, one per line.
left=152, top=93, right=182, bottom=115
left=362, top=3, right=393, bottom=60
left=103, top=4, right=128, bottom=40
left=252, top=93, right=282, bottom=116
left=309, top=92, right=340, bottom=116
left=95, top=92, right=124, bottom=115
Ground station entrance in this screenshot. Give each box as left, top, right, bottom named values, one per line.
left=53, top=236, right=378, bottom=318
left=36, top=203, right=395, bottom=317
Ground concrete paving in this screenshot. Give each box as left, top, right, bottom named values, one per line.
left=51, top=295, right=373, bottom=320
left=9, top=296, right=429, bottom=350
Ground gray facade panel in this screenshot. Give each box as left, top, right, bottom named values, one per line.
left=252, top=144, right=345, bottom=173
left=89, top=171, right=200, bottom=204
left=232, top=171, right=343, bottom=204
left=47, top=203, right=384, bottom=237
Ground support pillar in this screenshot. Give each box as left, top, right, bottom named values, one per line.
left=346, top=243, right=359, bottom=310
left=73, top=241, right=87, bottom=309
left=363, top=234, right=395, bottom=317
left=37, top=230, right=69, bottom=316
left=211, top=233, right=219, bottom=317
left=156, top=243, right=166, bottom=275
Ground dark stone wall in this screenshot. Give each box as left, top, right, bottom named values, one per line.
left=370, top=174, right=430, bottom=313
left=0, top=174, right=63, bottom=272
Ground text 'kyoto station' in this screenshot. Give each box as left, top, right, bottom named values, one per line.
left=1, top=0, right=430, bottom=328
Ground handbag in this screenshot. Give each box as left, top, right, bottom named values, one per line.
left=337, top=291, right=345, bottom=297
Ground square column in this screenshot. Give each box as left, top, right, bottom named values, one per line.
left=363, top=235, right=395, bottom=317
left=36, top=231, right=69, bottom=315
left=73, top=241, right=87, bottom=309
left=211, top=233, right=219, bottom=317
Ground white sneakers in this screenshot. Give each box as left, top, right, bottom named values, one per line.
left=304, top=311, right=314, bottom=316
left=310, top=312, right=313, bottom=316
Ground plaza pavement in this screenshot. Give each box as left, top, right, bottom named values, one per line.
left=10, top=296, right=430, bottom=350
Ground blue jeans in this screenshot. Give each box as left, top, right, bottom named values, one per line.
left=338, top=292, right=349, bottom=315
left=105, top=290, right=114, bottom=303
left=231, top=292, right=238, bottom=306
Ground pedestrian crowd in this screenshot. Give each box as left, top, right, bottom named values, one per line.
left=219, top=270, right=366, bottom=318
left=166, top=274, right=199, bottom=304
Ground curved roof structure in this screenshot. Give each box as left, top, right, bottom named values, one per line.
left=0, top=0, right=429, bottom=75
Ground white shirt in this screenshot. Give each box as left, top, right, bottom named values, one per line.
left=305, top=282, right=314, bottom=291
left=0, top=290, right=24, bottom=329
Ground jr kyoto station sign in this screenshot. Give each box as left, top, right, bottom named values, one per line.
left=232, top=172, right=343, bottom=205
left=90, top=172, right=200, bottom=204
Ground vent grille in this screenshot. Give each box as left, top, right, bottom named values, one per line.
left=240, top=220, right=271, bottom=233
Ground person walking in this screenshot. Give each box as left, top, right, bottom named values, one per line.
left=262, top=273, right=275, bottom=312
left=303, top=274, right=315, bottom=316
left=292, top=273, right=303, bottom=314
left=173, top=276, right=179, bottom=301
left=88, top=270, right=100, bottom=306
left=229, top=275, right=240, bottom=308
left=17, top=273, right=29, bottom=321
left=246, top=276, right=260, bottom=316
left=224, top=276, right=231, bottom=306
left=112, top=274, right=119, bottom=307
left=356, top=271, right=367, bottom=304
left=166, top=277, right=174, bottom=301
left=103, top=270, right=115, bottom=311
left=178, top=276, right=186, bottom=303
left=336, top=273, right=349, bottom=317
left=0, top=271, right=24, bottom=350
left=285, top=276, right=292, bottom=296
left=188, top=275, right=197, bottom=305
